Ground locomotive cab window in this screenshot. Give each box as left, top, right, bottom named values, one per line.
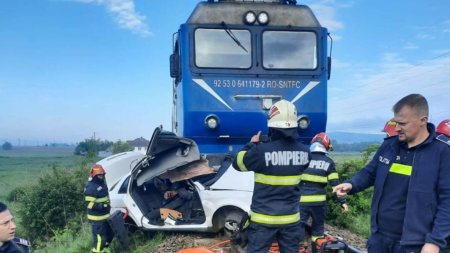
left=263, top=31, right=317, bottom=70
left=194, top=28, right=251, bottom=68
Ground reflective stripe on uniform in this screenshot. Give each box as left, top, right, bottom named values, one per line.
left=389, top=163, right=412, bottom=176
left=96, top=234, right=102, bottom=252
left=85, top=196, right=109, bottom=203
left=255, top=173, right=301, bottom=186
left=236, top=151, right=248, bottom=172
left=86, top=196, right=109, bottom=209
left=300, top=194, right=326, bottom=203
left=87, top=213, right=110, bottom=221
left=301, top=174, right=327, bottom=183
left=312, top=235, right=325, bottom=242
left=250, top=211, right=300, bottom=225
left=327, top=172, right=339, bottom=180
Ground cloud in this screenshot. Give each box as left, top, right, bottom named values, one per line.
left=403, top=42, right=419, bottom=50
left=416, top=32, right=435, bottom=40
left=442, top=20, right=450, bottom=33
left=327, top=53, right=450, bottom=133
left=431, top=49, right=450, bottom=55
left=331, top=58, right=350, bottom=69
left=306, top=0, right=346, bottom=33
left=69, top=0, right=151, bottom=36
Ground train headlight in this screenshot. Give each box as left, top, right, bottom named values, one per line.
left=257, top=11, right=269, bottom=25
left=244, top=11, right=256, bottom=25
left=297, top=115, right=310, bottom=130
left=205, top=115, right=219, bottom=129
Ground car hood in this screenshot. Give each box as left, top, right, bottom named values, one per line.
left=133, top=127, right=201, bottom=187
left=97, top=151, right=146, bottom=187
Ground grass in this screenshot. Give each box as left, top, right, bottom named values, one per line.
left=1, top=146, right=370, bottom=252
left=329, top=152, right=362, bottom=164
left=0, top=146, right=83, bottom=201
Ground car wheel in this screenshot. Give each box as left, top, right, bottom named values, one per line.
left=223, top=210, right=245, bottom=236
left=224, top=210, right=248, bottom=253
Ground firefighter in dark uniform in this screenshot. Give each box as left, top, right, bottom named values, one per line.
left=436, top=119, right=450, bottom=138
left=84, top=165, right=113, bottom=253
left=299, top=132, right=348, bottom=244
left=437, top=119, right=450, bottom=252
left=233, top=99, right=311, bottom=253
left=383, top=118, right=398, bottom=138
left=0, top=202, right=31, bottom=253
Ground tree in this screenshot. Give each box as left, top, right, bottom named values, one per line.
left=74, top=138, right=113, bottom=155
left=112, top=140, right=132, bottom=154
left=2, top=141, right=12, bottom=150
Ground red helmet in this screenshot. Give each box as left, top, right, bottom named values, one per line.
left=90, top=164, right=105, bottom=177
left=311, top=132, right=333, bottom=152
left=383, top=118, right=398, bottom=137
left=436, top=119, right=450, bottom=137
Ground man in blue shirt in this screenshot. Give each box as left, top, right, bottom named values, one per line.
left=0, top=202, right=30, bottom=253
left=334, top=94, right=450, bottom=253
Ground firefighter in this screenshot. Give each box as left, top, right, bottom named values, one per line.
left=0, top=202, right=30, bottom=253
left=233, top=99, right=311, bottom=253
left=84, top=164, right=113, bottom=253
left=436, top=119, right=450, bottom=137
left=299, top=132, right=348, bottom=244
left=383, top=118, right=398, bottom=138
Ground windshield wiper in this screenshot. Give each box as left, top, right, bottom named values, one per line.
left=221, top=22, right=248, bottom=53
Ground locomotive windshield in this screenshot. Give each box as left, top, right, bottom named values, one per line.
left=194, top=28, right=317, bottom=70
left=263, top=31, right=317, bottom=69
left=194, top=28, right=251, bottom=68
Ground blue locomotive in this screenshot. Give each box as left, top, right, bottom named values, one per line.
left=170, top=0, right=331, bottom=154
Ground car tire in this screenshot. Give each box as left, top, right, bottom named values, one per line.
left=223, top=210, right=245, bottom=235
left=224, top=210, right=247, bottom=253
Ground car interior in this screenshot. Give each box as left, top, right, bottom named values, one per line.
left=129, top=153, right=233, bottom=226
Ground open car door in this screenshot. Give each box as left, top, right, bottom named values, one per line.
left=124, top=126, right=203, bottom=228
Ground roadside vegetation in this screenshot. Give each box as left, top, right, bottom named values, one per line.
left=0, top=144, right=377, bottom=252
left=74, top=138, right=133, bottom=156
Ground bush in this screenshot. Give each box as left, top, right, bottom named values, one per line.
left=326, top=152, right=373, bottom=237
left=112, top=140, right=133, bottom=154
left=2, top=141, right=13, bottom=150
left=15, top=157, right=93, bottom=243
left=6, top=186, right=27, bottom=202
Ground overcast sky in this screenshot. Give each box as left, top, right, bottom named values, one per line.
left=1, top=0, right=449, bottom=145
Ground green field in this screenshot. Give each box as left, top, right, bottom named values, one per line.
left=0, top=148, right=362, bottom=202
left=329, top=152, right=362, bottom=163
left=0, top=146, right=85, bottom=201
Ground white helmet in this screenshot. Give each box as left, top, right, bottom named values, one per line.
left=310, top=142, right=328, bottom=153
left=267, top=99, right=298, bottom=129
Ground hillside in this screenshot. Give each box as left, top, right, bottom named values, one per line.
left=328, top=132, right=385, bottom=144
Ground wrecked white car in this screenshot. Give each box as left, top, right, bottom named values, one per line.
left=97, top=127, right=254, bottom=232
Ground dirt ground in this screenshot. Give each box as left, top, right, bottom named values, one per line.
left=151, top=224, right=368, bottom=253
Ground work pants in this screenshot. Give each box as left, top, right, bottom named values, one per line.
left=91, top=221, right=113, bottom=253
left=147, top=196, right=192, bottom=223
left=300, top=205, right=326, bottom=240
left=367, top=232, right=448, bottom=253
left=165, top=196, right=192, bottom=219
left=246, top=222, right=303, bottom=253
